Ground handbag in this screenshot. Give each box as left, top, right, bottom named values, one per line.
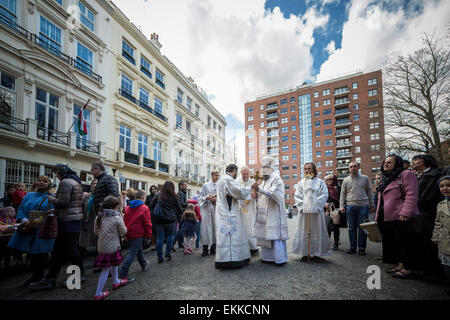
left=360, top=220, right=383, bottom=242
left=38, top=213, right=58, bottom=239
left=153, top=200, right=164, bottom=219
left=329, top=204, right=341, bottom=225
left=28, top=197, right=54, bottom=229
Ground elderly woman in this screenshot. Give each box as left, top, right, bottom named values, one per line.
left=8, top=176, right=55, bottom=287
left=79, top=179, right=98, bottom=266
left=292, top=162, right=330, bottom=263
left=29, top=163, right=84, bottom=291
left=376, top=154, right=420, bottom=279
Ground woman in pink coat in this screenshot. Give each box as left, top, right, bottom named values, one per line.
left=375, top=154, right=420, bottom=279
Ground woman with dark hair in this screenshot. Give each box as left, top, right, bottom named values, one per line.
left=411, top=154, right=445, bottom=278
left=145, top=185, right=158, bottom=250
left=8, top=176, right=56, bottom=287
left=149, top=181, right=182, bottom=263
left=376, top=154, right=420, bottom=279
left=292, top=162, right=330, bottom=262
left=324, top=174, right=346, bottom=250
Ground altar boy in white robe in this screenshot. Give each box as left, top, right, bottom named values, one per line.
left=292, top=162, right=330, bottom=263
left=199, top=170, right=220, bottom=257
left=252, top=157, right=289, bottom=266
left=238, top=166, right=259, bottom=256
left=215, top=164, right=255, bottom=269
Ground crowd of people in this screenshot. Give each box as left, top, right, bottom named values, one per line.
left=0, top=154, right=449, bottom=299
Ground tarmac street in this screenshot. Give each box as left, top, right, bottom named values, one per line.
left=0, top=214, right=448, bottom=300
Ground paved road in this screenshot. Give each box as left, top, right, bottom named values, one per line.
left=0, top=214, right=448, bottom=300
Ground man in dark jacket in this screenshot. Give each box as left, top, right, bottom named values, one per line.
left=412, top=154, right=444, bottom=278
left=175, top=181, right=188, bottom=249
left=30, top=163, right=84, bottom=290
left=90, top=161, right=120, bottom=213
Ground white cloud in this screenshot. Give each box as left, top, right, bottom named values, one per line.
left=325, top=40, right=336, bottom=54
left=113, top=0, right=330, bottom=166
left=316, top=0, right=450, bottom=81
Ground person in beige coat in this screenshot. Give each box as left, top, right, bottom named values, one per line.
left=93, top=196, right=127, bottom=300
left=432, top=176, right=450, bottom=295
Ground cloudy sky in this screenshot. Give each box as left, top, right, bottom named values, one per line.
left=113, top=0, right=449, bottom=166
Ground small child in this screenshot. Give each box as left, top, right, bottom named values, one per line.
left=93, top=195, right=128, bottom=300
left=119, top=190, right=152, bottom=282
left=11, top=183, right=27, bottom=211
left=180, top=204, right=198, bottom=255
left=432, top=176, right=450, bottom=296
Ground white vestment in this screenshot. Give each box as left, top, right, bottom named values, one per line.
left=292, top=177, right=331, bottom=257
left=215, top=173, right=253, bottom=266
left=255, top=173, right=289, bottom=264
left=238, top=177, right=258, bottom=251
left=199, top=181, right=217, bottom=246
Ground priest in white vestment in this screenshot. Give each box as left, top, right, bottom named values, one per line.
left=215, top=164, right=254, bottom=269
left=253, top=157, right=289, bottom=266
left=292, top=162, right=330, bottom=262
left=199, top=170, right=220, bottom=257
left=238, top=166, right=259, bottom=256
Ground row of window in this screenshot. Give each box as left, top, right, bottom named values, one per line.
left=121, top=74, right=163, bottom=114
left=313, top=78, right=377, bottom=98
left=119, top=124, right=162, bottom=161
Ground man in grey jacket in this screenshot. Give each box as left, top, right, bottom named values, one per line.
left=339, top=162, right=374, bottom=256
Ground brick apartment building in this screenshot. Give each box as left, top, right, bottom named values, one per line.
left=244, top=70, right=385, bottom=207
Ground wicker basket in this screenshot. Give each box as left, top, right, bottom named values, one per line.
left=28, top=210, right=54, bottom=228
left=360, top=221, right=382, bottom=243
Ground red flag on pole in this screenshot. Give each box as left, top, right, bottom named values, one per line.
left=77, top=101, right=89, bottom=136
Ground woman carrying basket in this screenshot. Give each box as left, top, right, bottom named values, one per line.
left=375, top=154, right=421, bottom=279
left=7, top=176, right=56, bottom=288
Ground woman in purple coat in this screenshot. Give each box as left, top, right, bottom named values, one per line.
left=375, top=154, right=420, bottom=279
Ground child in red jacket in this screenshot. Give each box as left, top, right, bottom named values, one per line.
left=119, top=190, right=152, bottom=282
left=188, top=196, right=202, bottom=249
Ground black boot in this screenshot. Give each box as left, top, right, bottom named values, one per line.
left=202, top=245, right=209, bottom=257
left=209, top=244, right=216, bottom=255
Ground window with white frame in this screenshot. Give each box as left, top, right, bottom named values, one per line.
left=195, top=104, right=199, bottom=117
left=370, top=133, right=380, bottom=140
left=368, top=89, right=378, bottom=96
left=370, top=122, right=380, bottom=129
left=1, top=0, right=18, bottom=22
left=352, top=82, right=358, bottom=89
left=260, top=122, right=264, bottom=128
left=325, top=160, right=333, bottom=167
left=121, top=74, right=133, bottom=94
left=282, top=155, right=289, bottom=161
left=354, top=125, right=360, bottom=132
left=177, top=88, right=183, bottom=104
left=78, top=2, right=95, bottom=31
left=314, top=92, right=319, bottom=98
left=260, top=113, right=264, bottom=118
left=248, top=142, right=254, bottom=148
left=139, top=87, right=149, bottom=106
left=73, top=103, right=91, bottom=147
left=314, top=101, right=319, bottom=107
left=76, top=42, right=93, bottom=75
left=368, top=78, right=377, bottom=86
left=138, top=133, right=148, bottom=158
left=371, top=144, right=380, bottom=151
left=248, top=124, right=254, bottom=130
left=247, top=115, right=254, bottom=121
left=371, top=155, right=382, bottom=162
left=122, top=39, right=135, bottom=64
left=153, top=140, right=162, bottom=162
left=155, top=69, right=165, bottom=88
left=119, top=124, right=131, bottom=152
left=39, top=15, right=62, bottom=55
left=352, top=93, right=358, bottom=100
left=0, top=70, right=16, bottom=117
left=140, top=56, right=152, bottom=78
left=249, top=160, right=255, bottom=165
left=355, top=146, right=361, bottom=153
left=355, top=136, right=360, bottom=142
left=323, top=99, right=331, bottom=106
left=248, top=132, right=254, bottom=139
left=322, top=89, right=330, bottom=96
left=154, top=97, right=163, bottom=114
left=369, top=111, right=379, bottom=118
left=353, top=103, right=359, bottom=110
left=186, top=97, right=192, bottom=111
left=35, top=88, right=59, bottom=136
left=281, top=117, right=288, bottom=124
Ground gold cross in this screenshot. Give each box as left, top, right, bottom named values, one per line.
left=251, top=170, right=264, bottom=181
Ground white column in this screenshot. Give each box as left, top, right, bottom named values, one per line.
left=0, top=159, right=6, bottom=197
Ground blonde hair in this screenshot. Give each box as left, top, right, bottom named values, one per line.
left=126, top=188, right=136, bottom=198
left=182, top=204, right=197, bottom=221
left=15, top=182, right=26, bottom=190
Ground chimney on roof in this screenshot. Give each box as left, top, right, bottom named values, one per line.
left=150, top=32, right=162, bottom=51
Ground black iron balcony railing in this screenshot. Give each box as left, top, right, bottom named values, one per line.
left=159, top=162, right=169, bottom=173
left=76, top=137, right=100, bottom=154
left=143, top=157, right=156, bottom=169
left=0, top=13, right=102, bottom=83
left=0, top=114, right=27, bottom=135
left=118, top=88, right=167, bottom=122
left=36, top=126, right=70, bottom=146
left=124, top=151, right=139, bottom=165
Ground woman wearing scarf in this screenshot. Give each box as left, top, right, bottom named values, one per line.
left=324, top=174, right=346, bottom=250
left=375, top=154, right=421, bottom=279
left=79, top=179, right=98, bottom=267
left=29, top=163, right=84, bottom=291
left=8, top=176, right=55, bottom=287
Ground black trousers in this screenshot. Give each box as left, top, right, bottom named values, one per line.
left=46, top=232, right=84, bottom=281
left=29, top=253, right=48, bottom=281
left=327, top=224, right=340, bottom=244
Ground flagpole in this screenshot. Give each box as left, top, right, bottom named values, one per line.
left=67, top=99, right=90, bottom=134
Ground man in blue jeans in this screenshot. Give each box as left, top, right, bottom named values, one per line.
left=339, top=162, right=374, bottom=256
